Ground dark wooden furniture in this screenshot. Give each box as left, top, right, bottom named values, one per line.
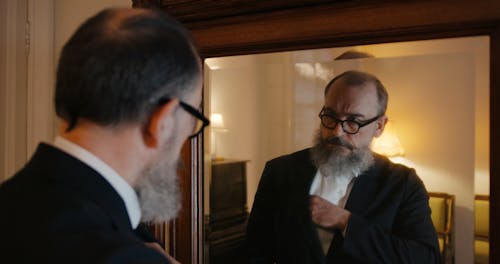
left=205, top=160, right=248, bottom=264
left=132, top=1, right=500, bottom=263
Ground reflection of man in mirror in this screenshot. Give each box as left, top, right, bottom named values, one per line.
left=247, top=70, right=440, bottom=263
left=0, top=8, right=208, bottom=263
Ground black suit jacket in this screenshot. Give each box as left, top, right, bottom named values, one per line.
left=246, top=149, right=440, bottom=264
left=0, top=143, right=169, bottom=264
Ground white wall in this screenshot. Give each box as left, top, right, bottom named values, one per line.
left=363, top=54, right=477, bottom=264
left=0, top=0, right=28, bottom=181
left=209, top=62, right=260, bottom=209
left=0, top=0, right=5, bottom=180
left=0, top=0, right=132, bottom=181
left=54, top=0, right=131, bottom=64
left=358, top=37, right=490, bottom=196
left=207, top=53, right=295, bottom=209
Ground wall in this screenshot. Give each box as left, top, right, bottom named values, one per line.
left=207, top=53, right=294, bottom=209
left=0, top=0, right=28, bottom=181
left=208, top=60, right=260, bottom=210
left=0, top=0, right=5, bottom=181
left=54, top=0, right=131, bottom=64
left=357, top=37, right=490, bottom=196
left=0, top=0, right=133, bottom=181
left=363, top=54, right=476, bottom=264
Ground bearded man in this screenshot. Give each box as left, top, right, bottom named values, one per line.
left=246, top=70, right=440, bottom=264
left=0, top=8, right=208, bottom=264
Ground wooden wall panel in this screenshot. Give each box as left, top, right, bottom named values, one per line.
left=490, top=25, right=500, bottom=264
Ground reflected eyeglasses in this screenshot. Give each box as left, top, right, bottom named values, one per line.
left=318, top=108, right=381, bottom=134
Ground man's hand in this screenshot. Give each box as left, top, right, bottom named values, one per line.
left=145, top=242, right=181, bottom=264
left=310, top=195, right=351, bottom=231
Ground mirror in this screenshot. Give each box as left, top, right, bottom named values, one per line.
left=202, top=36, right=489, bottom=264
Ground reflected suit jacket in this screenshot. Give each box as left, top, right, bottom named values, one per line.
left=246, top=148, right=440, bottom=264
left=0, top=143, right=169, bottom=264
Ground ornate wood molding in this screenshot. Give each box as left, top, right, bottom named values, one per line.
left=133, top=0, right=332, bottom=22
left=186, top=0, right=500, bottom=58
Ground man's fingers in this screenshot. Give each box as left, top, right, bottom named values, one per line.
left=310, top=195, right=331, bottom=210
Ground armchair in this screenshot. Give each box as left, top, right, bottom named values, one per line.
left=428, top=192, right=455, bottom=264
left=474, top=195, right=489, bottom=264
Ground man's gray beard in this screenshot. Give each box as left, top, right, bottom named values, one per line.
left=310, top=128, right=374, bottom=178
left=135, top=144, right=181, bottom=223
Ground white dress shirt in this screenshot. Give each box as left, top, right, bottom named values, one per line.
left=52, top=136, right=141, bottom=229
left=309, top=169, right=357, bottom=254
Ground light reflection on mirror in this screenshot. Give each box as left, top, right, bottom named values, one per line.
left=203, top=36, right=489, bottom=264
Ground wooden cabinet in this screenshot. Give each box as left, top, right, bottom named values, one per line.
left=205, top=160, right=248, bottom=264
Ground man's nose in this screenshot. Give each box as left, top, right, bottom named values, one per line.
left=330, top=121, right=345, bottom=137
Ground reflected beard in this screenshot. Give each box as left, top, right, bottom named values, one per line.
left=135, top=143, right=181, bottom=223
left=310, top=128, right=374, bottom=177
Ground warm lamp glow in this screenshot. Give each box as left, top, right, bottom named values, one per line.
left=210, top=113, right=225, bottom=129
left=371, top=122, right=405, bottom=157
left=210, top=112, right=227, bottom=161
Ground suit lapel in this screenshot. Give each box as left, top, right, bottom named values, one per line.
left=296, top=150, right=326, bottom=263
left=344, top=157, right=382, bottom=217
left=33, top=144, right=134, bottom=232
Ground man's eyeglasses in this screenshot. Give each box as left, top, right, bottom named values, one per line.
left=158, top=97, right=210, bottom=139
left=318, top=108, right=381, bottom=135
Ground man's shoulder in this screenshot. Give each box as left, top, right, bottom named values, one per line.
left=0, top=166, right=110, bottom=225
left=0, top=143, right=79, bottom=199
left=371, top=153, right=423, bottom=187
left=0, top=177, right=144, bottom=263
left=0, top=155, right=48, bottom=205
left=0, top=143, right=126, bottom=231
left=266, top=148, right=312, bottom=167
left=261, top=149, right=317, bottom=186
left=0, top=204, right=167, bottom=263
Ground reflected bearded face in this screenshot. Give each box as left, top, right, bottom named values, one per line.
left=135, top=136, right=181, bottom=223
left=311, top=128, right=374, bottom=177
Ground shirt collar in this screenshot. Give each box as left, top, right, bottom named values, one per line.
left=52, top=136, right=141, bottom=229
left=309, top=169, right=358, bottom=205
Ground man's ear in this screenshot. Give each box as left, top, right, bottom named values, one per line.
left=373, top=115, right=388, bottom=138
left=143, top=99, right=179, bottom=148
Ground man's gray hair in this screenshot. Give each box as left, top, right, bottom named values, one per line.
left=324, top=70, right=388, bottom=115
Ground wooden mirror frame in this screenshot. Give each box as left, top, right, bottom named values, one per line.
left=133, top=1, right=500, bottom=263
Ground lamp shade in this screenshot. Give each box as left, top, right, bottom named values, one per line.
left=210, top=113, right=225, bottom=129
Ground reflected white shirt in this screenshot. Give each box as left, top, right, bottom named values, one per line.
left=309, top=169, right=357, bottom=254
left=52, top=136, right=141, bottom=229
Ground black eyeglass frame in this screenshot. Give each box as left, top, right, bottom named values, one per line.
left=158, top=97, right=210, bottom=139
left=318, top=108, right=382, bottom=135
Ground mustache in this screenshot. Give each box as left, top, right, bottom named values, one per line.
left=325, top=137, right=354, bottom=150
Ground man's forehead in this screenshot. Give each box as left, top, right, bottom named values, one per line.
left=324, top=81, right=379, bottom=117
left=326, top=81, right=376, bottom=101
left=322, top=107, right=365, bottom=118
left=328, top=79, right=375, bottom=94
